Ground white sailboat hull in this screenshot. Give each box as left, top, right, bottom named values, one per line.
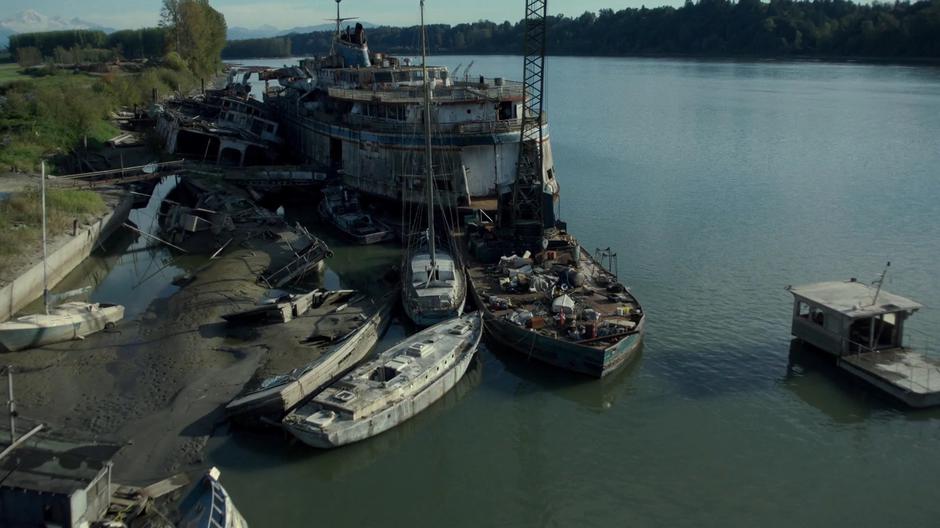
left=402, top=248, right=467, bottom=327
left=284, top=313, right=482, bottom=448
left=0, top=302, right=125, bottom=352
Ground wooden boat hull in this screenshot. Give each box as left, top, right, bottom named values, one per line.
left=224, top=296, right=394, bottom=423
left=469, top=283, right=644, bottom=379
left=285, top=313, right=483, bottom=448
left=178, top=468, right=249, bottom=528
left=0, top=303, right=125, bottom=352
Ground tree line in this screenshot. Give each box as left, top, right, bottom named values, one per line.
left=8, top=0, right=227, bottom=77
left=223, top=0, right=940, bottom=60
left=222, top=36, right=291, bottom=59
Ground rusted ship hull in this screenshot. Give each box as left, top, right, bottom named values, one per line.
left=469, top=283, right=644, bottom=378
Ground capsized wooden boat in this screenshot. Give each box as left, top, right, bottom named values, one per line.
left=0, top=302, right=125, bottom=352
left=177, top=467, right=248, bottom=528
left=283, top=312, right=482, bottom=448
left=224, top=291, right=395, bottom=425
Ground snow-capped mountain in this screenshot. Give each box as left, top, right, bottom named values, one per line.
left=1, top=9, right=113, bottom=47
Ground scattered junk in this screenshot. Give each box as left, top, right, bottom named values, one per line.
left=258, top=223, right=333, bottom=288
left=283, top=312, right=482, bottom=448
left=155, top=84, right=283, bottom=167
left=224, top=291, right=396, bottom=426
left=156, top=179, right=332, bottom=289
left=0, top=163, right=125, bottom=352
left=466, top=229, right=645, bottom=378
left=788, top=265, right=940, bottom=407
left=176, top=467, right=249, bottom=528
left=106, top=131, right=146, bottom=148
left=222, top=288, right=341, bottom=325
left=318, top=184, right=394, bottom=244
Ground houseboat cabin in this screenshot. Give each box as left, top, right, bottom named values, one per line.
left=788, top=279, right=921, bottom=357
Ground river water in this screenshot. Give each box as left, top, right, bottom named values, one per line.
left=59, top=56, right=940, bottom=526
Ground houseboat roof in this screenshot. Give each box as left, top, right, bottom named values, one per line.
left=0, top=422, right=120, bottom=496
left=789, top=280, right=923, bottom=318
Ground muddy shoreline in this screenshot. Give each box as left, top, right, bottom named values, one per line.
left=2, top=180, right=337, bottom=485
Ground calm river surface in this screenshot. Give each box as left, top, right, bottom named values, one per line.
left=85, top=55, right=940, bottom=526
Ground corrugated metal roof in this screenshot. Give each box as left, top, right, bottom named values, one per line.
left=789, top=280, right=923, bottom=318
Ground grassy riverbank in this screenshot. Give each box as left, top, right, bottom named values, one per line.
left=0, top=56, right=199, bottom=174
left=0, top=188, right=106, bottom=278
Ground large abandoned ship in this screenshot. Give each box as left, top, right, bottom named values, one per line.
left=258, top=10, right=559, bottom=214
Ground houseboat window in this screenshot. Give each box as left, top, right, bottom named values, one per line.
left=797, top=301, right=810, bottom=318
left=810, top=307, right=825, bottom=326
left=374, top=71, right=392, bottom=83
left=498, top=101, right=514, bottom=120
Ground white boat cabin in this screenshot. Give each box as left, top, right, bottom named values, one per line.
left=788, top=279, right=922, bottom=356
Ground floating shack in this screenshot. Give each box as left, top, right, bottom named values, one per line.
left=0, top=424, right=120, bottom=528
left=788, top=279, right=940, bottom=408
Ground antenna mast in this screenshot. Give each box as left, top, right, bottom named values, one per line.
left=871, top=261, right=891, bottom=306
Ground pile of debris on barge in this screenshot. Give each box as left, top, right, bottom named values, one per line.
left=466, top=228, right=645, bottom=378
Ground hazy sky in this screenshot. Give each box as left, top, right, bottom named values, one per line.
left=1, top=0, right=682, bottom=30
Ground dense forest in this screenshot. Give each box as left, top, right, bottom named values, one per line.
left=8, top=28, right=168, bottom=63
left=223, top=0, right=940, bottom=60
left=7, top=0, right=227, bottom=76
left=0, top=0, right=228, bottom=172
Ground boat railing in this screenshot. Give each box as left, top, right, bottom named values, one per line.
left=841, top=333, right=939, bottom=392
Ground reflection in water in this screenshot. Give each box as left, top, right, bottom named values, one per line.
left=484, top=336, right=643, bottom=413
left=19, top=176, right=206, bottom=319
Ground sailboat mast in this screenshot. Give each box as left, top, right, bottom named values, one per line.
left=40, top=161, right=49, bottom=315
left=420, top=0, right=436, bottom=266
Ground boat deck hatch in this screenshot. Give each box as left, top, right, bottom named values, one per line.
left=332, top=390, right=357, bottom=403
left=407, top=342, right=432, bottom=358
left=449, top=324, right=470, bottom=336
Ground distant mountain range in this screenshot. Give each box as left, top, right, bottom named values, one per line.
left=227, top=22, right=375, bottom=41
left=1, top=9, right=114, bottom=48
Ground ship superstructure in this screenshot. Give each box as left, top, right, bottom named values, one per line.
left=260, top=10, right=559, bottom=215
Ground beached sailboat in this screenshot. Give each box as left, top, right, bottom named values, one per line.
left=401, top=1, right=466, bottom=326
left=0, top=163, right=125, bottom=352
left=282, top=311, right=482, bottom=448
left=225, top=291, right=395, bottom=424
left=318, top=185, right=394, bottom=244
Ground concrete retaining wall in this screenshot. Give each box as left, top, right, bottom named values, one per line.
left=0, top=194, right=133, bottom=322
